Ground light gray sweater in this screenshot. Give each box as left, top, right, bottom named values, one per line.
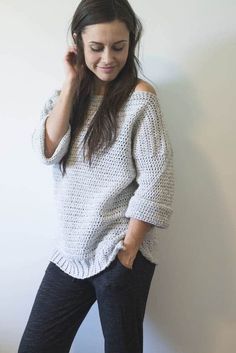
left=32, top=89, right=175, bottom=279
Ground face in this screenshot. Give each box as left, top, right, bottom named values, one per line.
left=77, top=20, right=130, bottom=94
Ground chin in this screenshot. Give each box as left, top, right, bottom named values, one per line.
left=96, top=74, right=119, bottom=82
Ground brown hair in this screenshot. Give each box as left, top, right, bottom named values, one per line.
left=60, top=0, right=143, bottom=176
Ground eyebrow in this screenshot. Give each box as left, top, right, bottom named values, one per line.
left=88, top=40, right=128, bottom=45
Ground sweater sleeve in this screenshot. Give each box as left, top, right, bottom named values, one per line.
left=125, top=93, right=175, bottom=228
left=31, top=89, right=71, bottom=165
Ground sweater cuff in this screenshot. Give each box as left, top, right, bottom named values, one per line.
left=32, top=115, right=71, bottom=165
left=125, top=196, right=173, bottom=228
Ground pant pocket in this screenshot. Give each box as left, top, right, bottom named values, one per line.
left=116, top=255, right=133, bottom=271
left=137, top=250, right=156, bottom=268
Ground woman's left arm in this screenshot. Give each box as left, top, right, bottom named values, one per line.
left=119, top=218, right=153, bottom=268
left=119, top=91, right=175, bottom=268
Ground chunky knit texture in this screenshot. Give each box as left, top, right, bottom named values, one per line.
left=32, top=89, right=175, bottom=279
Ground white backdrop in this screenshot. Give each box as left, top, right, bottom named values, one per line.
left=0, top=1, right=236, bottom=352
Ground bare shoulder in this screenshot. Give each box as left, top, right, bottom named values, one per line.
left=134, top=79, right=157, bottom=95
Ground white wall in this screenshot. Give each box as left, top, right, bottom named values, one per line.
left=0, top=1, right=235, bottom=352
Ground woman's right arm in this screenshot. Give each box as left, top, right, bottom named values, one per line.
left=32, top=44, right=79, bottom=165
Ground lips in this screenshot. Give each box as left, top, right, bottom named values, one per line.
left=98, top=66, right=115, bottom=72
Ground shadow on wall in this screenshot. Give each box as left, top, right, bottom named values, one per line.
left=145, top=37, right=236, bottom=353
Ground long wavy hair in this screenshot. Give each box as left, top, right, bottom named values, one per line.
left=60, top=0, right=143, bottom=176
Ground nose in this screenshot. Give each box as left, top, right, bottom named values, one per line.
left=101, top=48, right=114, bottom=65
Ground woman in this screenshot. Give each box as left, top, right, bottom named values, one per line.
left=18, top=0, right=174, bottom=352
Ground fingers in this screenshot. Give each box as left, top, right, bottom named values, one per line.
left=65, top=46, right=78, bottom=61
left=68, top=45, right=78, bottom=53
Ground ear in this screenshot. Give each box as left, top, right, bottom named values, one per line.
left=73, top=32, right=77, bottom=39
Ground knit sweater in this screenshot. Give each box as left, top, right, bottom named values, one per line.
left=32, top=88, right=175, bottom=279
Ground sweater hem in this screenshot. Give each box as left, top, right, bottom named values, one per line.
left=49, top=239, right=126, bottom=279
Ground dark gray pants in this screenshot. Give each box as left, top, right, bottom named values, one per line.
left=18, top=250, right=156, bottom=353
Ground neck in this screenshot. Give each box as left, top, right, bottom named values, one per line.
left=93, top=78, right=107, bottom=96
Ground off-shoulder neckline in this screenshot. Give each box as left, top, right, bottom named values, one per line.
left=55, top=89, right=157, bottom=102
left=90, top=90, right=157, bottom=100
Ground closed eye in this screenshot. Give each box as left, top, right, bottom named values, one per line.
left=113, top=47, right=124, bottom=51
left=91, top=48, right=102, bottom=52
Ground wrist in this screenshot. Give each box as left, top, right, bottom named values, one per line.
left=62, top=79, right=77, bottom=93
left=122, top=239, right=139, bottom=255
